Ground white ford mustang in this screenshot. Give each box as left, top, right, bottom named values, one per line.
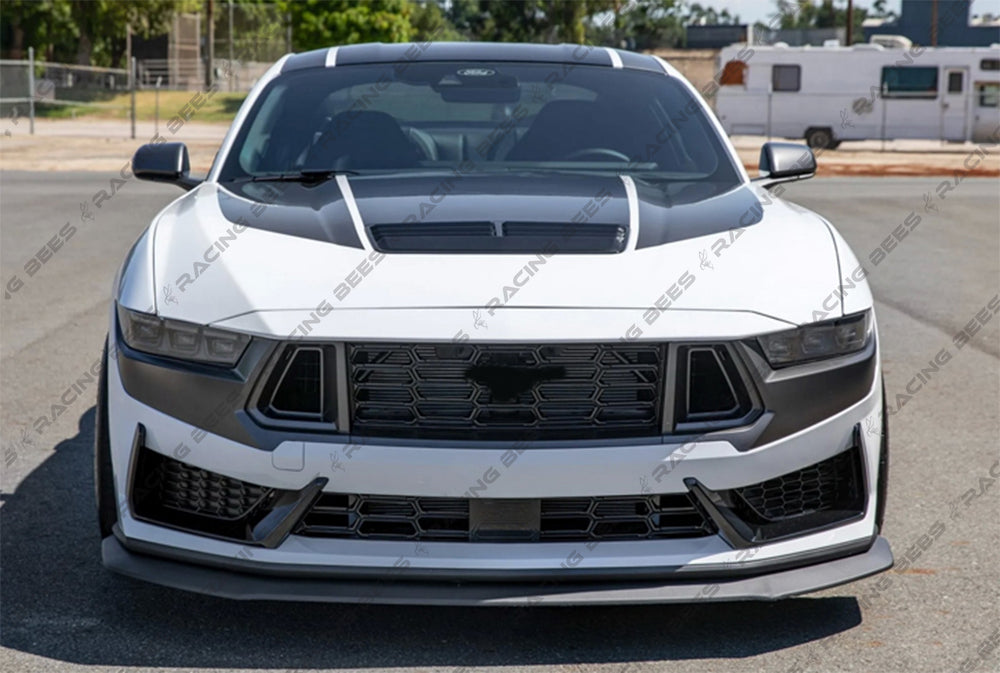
left=97, top=41, right=892, bottom=604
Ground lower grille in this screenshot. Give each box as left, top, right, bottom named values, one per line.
left=296, top=493, right=715, bottom=542
left=734, top=447, right=864, bottom=522
left=131, top=448, right=277, bottom=540
left=348, top=342, right=665, bottom=440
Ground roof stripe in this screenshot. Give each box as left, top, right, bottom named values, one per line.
left=604, top=47, right=623, bottom=69
left=325, top=46, right=338, bottom=68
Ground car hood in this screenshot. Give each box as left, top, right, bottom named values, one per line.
left=147, top=173, right=846, bottom=338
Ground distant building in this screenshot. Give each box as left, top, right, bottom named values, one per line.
left=864, top=0, right=1000, bottom=47
left=752, top=27, right=847, bottom=46
left=686, top=25, right=749, bottom=49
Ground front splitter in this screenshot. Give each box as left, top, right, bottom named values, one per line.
left=102, top=535, right=893, bottom=606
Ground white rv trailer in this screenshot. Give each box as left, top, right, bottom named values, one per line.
left=714, top=40, right=1000, bottom=148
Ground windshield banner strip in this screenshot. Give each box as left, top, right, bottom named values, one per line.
left=325, top=47, right=339, bottom=68
left=604, top=47, right=623, bottom=69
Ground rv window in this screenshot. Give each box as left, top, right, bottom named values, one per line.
left=881, top=66, right=938, bottom=98
left=947, top=72, right=963, bottom=93
left=772, top=65, right=801, bottom=92
left=720, top=60, right=747, bottom=86
left=982, top=59, right=1000, bottom=71
left=978, top=83, right=999, bottom=108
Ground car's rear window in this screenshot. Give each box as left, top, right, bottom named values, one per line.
left=218, top=61, right=741, bottom=187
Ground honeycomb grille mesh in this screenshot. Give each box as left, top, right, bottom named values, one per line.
left=146, top=451, right=272, bottom=521
left=297, top=493, right=715, bottom=542
left=734, top=448, right=862, bottom=521
left=347, top=342, right=664, bottom=439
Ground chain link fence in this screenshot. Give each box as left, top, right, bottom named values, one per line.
left=0, top=51, right=131, bottom=131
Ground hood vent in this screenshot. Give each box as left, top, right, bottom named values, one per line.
left=368, top=221, right=628, bottom=254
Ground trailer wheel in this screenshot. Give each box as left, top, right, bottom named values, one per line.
left=805, top=127, right=836, bottom=150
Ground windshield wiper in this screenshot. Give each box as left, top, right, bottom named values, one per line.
left=233, top=169, right=362, bottom=184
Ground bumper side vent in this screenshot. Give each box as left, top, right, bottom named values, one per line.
left=686, top=441, right=867, bottom=545
left=734, top=447, right=864, bottom=522
left=131, top=447, right=278, bottom=540
left=674, top=344, right=757, bottom=431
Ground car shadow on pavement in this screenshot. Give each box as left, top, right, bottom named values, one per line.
left=1, top=408, right=863, bottom=669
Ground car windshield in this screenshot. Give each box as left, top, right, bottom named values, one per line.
left=217, top=61, right=741, bottom=187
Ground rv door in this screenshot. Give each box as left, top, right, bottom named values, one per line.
left=941, top=68, right=969, bottom=142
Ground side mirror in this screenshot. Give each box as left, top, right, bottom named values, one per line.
left=754, top=142, right=816, bottom=188
left=132, top=142, right=202, bottom=191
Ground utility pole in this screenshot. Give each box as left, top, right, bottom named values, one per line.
left=930, top=0, right=938, bottom=46
left=228, top=0, right=234, bottom=92
left=205, top=0, right=214, bottom=89
left=27, top=47, right=35, bottom=135
left=845, top=0, right=853, bottom=45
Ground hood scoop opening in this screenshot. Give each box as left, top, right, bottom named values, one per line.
left=367, top=221, right=628, bottom=254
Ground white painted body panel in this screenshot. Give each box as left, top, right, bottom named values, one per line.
left=141, top=182, right=845, bottom=333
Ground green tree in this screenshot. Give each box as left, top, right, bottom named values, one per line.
left=277, top=0, right=415, bottom=51
left=588, top=0, right=685, bottom=50
left=409, top=1, right=463, bottom=42
left=0, top=0, right=75, bottom=61
left=772, top=0, right=869, bottom=40
left=2, top=0, right=181, bottom=66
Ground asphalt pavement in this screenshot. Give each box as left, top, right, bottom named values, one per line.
left=1, top=172, right=998, bottom=673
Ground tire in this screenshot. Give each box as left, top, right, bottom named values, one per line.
left=95, top=337, right=118, bottom=539
left=874, top=379, right=889, bottom=534
left=804, top=127, right=835, bottom=150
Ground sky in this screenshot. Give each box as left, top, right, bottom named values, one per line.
left=724, top=0, right=903, bottom=26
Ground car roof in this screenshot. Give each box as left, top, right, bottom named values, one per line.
left=280, top=41, right=667, bottom=74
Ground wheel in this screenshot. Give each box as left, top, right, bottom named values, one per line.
left=804, top=127, right=835, bottom=150
left=874, top=379, right=889, bottom=534
left=95, top=337, right=118, bottom=538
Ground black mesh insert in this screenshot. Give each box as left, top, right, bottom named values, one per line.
left=348, top=342, right=664, bottom=440
left=131, top=448, right=278, bottom=540
left=297, top=493, right=715, bottom=542
left=270, top=348, right=322, bottom=416
left=367, top=221, right=628, bottom=254
left=733, top=447, right=864, bottom=522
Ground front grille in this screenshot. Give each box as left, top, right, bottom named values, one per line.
left=368, top=221, right=628, bottom=254
left=297, top=493, right=715, bottom=542
left=348, top=342, right=664, bottom=440
left=733, top=447, right=864, bottom=522
left=131, top=448, right=277, bottom=539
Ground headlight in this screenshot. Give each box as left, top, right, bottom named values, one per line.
left=758, top=311, right=871, bottom=367
left=117, top=305, right=250, bottom=366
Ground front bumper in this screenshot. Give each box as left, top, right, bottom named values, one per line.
left=103, top=533, right=893, bottom=605
left=104, top=320, right=891, bottom=603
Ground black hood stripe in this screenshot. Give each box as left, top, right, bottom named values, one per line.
left=215, top=175, right=764, bottom=252
left=217, top=183, right=364, bottom=249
